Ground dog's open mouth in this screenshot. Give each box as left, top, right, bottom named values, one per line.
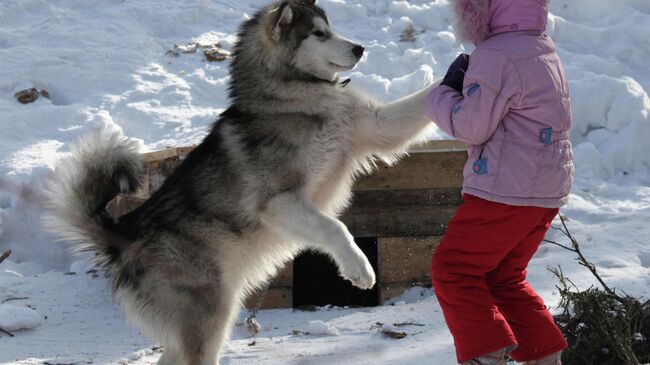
left=328, top=62, right=355, bottom=71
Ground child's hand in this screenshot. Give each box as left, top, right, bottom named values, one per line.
left=441, top=53, right=470, bottom=93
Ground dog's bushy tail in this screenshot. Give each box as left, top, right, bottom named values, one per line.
left=43, top=129, right=143, bottom=266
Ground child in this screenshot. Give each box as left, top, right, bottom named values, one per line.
left=425, top=0, right=573, bottom=364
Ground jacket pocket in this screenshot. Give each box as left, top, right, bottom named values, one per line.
left=492, top=139, right=538, bottom=197
left=463, top=141, right=499, bottom=189
left=533, top=139, right=574, bottom=198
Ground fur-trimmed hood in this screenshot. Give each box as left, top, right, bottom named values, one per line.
left=453, top=0, right=549, bottom=44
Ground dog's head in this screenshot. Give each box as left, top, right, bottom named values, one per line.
left=250, top=0, right=364, bottom=82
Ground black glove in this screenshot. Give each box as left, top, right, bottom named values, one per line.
left=441, top=53, right=470, bottom=93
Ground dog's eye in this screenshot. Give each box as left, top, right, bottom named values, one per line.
left=312, top=30, right=325, bottom=37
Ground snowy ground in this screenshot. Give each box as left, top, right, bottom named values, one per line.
left=1, top=0, right=649, bottom=364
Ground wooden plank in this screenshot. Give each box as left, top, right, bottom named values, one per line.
left=146, top=158, right=182, bottom=194
left=379, top=282, right=433, bottom=304
left=409, top=140, right=467, bottom=153
left=132, top=173, right=150, bottom=200
left=139, top=147, right=194, bottom=196
left=244, top=251, right=293, bottom=309
left=354, top=151, right=466, bottom=191
left=143, top=147, right=179, bottom=162
left=244, top=287, right=292, bottom=310
left=240, top=262, right=294, bottom=309
left=140, top=141, right=464, bottom=162
left=140, top=142, right=467, bottom=193
left=377, top=234, right=447, bottom=304
left=272, top=261, right=293, bottom=286
left=107, top=195, right=145, bottom=218
left=377, top=238, right=442, bottom=303
left=378, top=236, right=441, bottom=283
left=341, top=188, right=462, bottom=237
left=110, top=189, right=463, bottom=235
left=142, top=146, right=194, bottom=162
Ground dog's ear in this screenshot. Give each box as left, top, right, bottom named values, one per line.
left=269, top=3, right=293, bottom=42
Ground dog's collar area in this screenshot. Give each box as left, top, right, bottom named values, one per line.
left=310, top=76, right=352, bottom=87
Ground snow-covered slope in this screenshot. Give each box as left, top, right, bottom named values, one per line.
left=1, top=0, right=649, bottom=364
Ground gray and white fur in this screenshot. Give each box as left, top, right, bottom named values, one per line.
left=44, top=1, right=438, bottom=364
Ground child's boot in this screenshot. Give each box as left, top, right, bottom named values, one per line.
left=461, top=348, right=507, bottom=365
left=521, top=351, right=562, bottom=365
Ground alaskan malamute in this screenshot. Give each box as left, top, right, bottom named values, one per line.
left=45, top=1, right=436, bottom=364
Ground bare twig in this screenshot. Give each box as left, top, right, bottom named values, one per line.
left=548, top=215, right=616, bottom=297
left=382, top=329, right=407, bottom=339
left=393, top=322, right=425, bottom=327
left=0, top=250, right=11, bottom=265
left=1, top=297, right=29, bottom=304
left=0, top=326, right=14, bottom=337
left=543, top=239, right=576, bottom=252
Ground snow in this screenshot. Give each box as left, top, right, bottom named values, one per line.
left=0, top=0, right=649, bottom=364
left=0, top=304, right=41, bottom=332
left=308, top=320, right=341, bottom=336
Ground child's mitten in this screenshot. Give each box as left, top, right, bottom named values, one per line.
left=441, top=53, right=470, bottom=93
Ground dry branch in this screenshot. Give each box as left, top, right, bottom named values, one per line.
left=0, top=250, right=11, bottom=265
left=0, top=326, right=14, bottom=337
left=547, top=215, right=649, bottom=365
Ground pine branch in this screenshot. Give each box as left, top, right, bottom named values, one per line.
left=547, top=214, right=647, bottom=365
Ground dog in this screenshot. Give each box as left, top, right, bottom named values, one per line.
left=44, top=1, right=437, bottom=364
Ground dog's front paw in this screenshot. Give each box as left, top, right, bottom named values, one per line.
left=338, top=249, right=376, bottom=290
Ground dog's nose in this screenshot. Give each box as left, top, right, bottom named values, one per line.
left=352, top=45, right=365, bottom=58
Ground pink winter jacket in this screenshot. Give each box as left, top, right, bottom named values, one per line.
left=425, top=0, right=573, bottom=208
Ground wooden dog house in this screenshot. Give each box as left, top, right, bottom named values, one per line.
left=108, top=140, right=467, bottom=309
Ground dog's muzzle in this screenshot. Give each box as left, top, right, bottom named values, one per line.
left=352, top=45, right=365, bottom=59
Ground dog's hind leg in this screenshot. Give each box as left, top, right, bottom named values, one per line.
left=147, top=280, right=239, bottom=365
left=176, top=297, right=240, bottom=365
left=260, top=192, right=376, bottom=289
left=157, top=345, right=182, bottom=365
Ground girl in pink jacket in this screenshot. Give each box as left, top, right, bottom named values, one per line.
left=426, top=0, right=573, bottom=364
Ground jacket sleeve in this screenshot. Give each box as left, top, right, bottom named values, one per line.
left=425, top=47, right=521, bottom=146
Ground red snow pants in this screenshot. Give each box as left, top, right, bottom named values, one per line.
left=431, top=194, right=568, bottom=363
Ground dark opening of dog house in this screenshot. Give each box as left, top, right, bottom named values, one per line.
left=293, top=238, right=379, bottom=308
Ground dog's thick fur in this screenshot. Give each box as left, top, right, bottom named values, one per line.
left=44, top=1, right=437, bottom=364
